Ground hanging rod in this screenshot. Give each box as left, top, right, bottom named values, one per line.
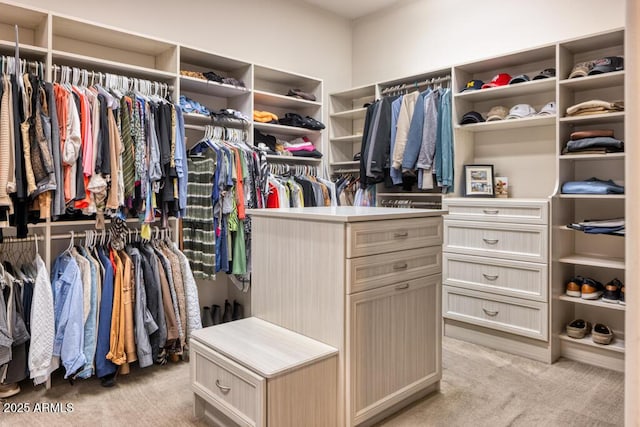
left=0, top=234, right=44, bottom=243
left=381, top=75, right=451, bottom=95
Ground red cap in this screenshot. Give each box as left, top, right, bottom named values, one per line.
left=481, top=73, right=512, bottom=89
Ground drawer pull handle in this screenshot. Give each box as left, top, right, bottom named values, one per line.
left=483, top=209, right=499, bottom=215
left=482, top=238, right=499, bottom=245
left=393, top=231, right=409, bottom=238
left=216, top=380, right=231, bottom=394
left=483, top=308, right=499, bottom=317
left=393, top=262, right=408, bottom=270
left=395, top=283, right=410, bottom=290
left=482, top=273, right=499, bottom=281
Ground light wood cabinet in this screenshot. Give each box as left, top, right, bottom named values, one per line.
left=249, top=206, right=444, bottom=426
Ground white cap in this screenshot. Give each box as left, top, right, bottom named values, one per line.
left=537, top=101, right=556, bottom=116
left=506, top=104, right=537, bottom=119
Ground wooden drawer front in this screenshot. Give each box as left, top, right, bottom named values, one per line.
left=347, top=246, right=441, bottom=294
left=443, top=253, right=547, bottom=302
left=190, top=340, right=266, bottom=427
left=443, top=199, right=548, bottom=224
left=443, top=286, right=548, bottom=341
left=444, top=220, right=547, bottom=263
left=347, top=217, right=442, bottom=258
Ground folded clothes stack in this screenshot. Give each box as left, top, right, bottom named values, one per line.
left=285, top=88, right=316, bottom=101
left=561, top=177, right=624, bottom=194
left=278, top=113, right=325, bottom=130
left=562, top=129, right=624, bottom=155
left=565, top=99, right=624, bottom=117
left=285, top=137, right=322, bottom=158
left=567, top=218, right=625, bottom=236
left=180, top=95, right=210, bottom=115
left=253, top=110, right=279, bottom=123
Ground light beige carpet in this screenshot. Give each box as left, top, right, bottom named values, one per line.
left=1, top=337, right=624, bottom=426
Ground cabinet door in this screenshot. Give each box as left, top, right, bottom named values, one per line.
left=347, top=275, right=441, bottom=425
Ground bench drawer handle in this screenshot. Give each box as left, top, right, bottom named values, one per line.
left=483, top=238, right=499, bottom=245
left=483, top=209, right=499, bottom=214
left=393, top=231, right=409, bottom=238
left=483, top=308, right=499, bottom=317
left=393, top=262, right=408, bottom=270
left=482, top=273, right=499, bottom=281
left=216, top=379, right=231, bottom=393
left=395, top=283, right=410, bottom=290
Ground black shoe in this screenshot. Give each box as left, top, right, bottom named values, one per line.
left=232, top=300, right=244, bottom=321
left=202, top=306, right=213, bottom=327
left=602, top=278, right=623, bottom=304
left=581, top=278, right=604, bottom=300
left=566, top=318, right=591, bottom=339
left=222, top=300, right=233, bottom=323
left=211, top=304, right=223, bottom=325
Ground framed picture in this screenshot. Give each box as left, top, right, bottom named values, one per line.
left=463, top=164, right=495, bottom=197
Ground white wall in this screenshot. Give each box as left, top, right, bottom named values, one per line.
left=351, top=0, right=626, bottom=86
left=17, top=0, right=353, bottom=99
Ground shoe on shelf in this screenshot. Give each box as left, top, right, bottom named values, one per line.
left=211, top=304, right=223, bottom=325
left=602, top=278, right=623, bottom=304
left=232, top=300, right=244, bottom=321
left=222, top=300, right=233, bottom=323
left=0, top=383, right=21, bottom=398
left=565, top=276, right=584, bottom=297
left=620, top=283, right=625, bottom=305
left=581, top=278, right=604, bottom=300
left=566, top=318, right=591, bottom=339
left=202, top=306, right=214, bottom=327
left=592, top=323, right=614, bottom=345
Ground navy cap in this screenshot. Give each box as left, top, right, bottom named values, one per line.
left=588, top=56, right=624, bottom=75
left=509, top=74, right=530, bottom=84
left=460, top=111, right=485, bottom=125
left=532, top=68, right=556, bottom=80
left=460, top=79, right=484, bottom=92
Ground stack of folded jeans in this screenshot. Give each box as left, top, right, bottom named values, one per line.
left=561, top=177, right=624, bottom=194
left=567, top=218, right=625, bottom=236
left=562, top=129, right=623, bottom=155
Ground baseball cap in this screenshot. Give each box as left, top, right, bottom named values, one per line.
left=509, top=75, right=530, bottom=84
left=461, top=79, right=484, bottom=92
left=481, top=73, right=512, bottom=89
left=569, top=61, right=594, bottom=79
left=588, top=56, right=624, bottom=75
left=486, top=106, right=508, bottom=121
left=460, top=111, right=485, bottom=125
left=505, top=104, right=537, bottom=119
left=533, top=68, right=556, bottom=80
left=537, top=101, right=556, bottom=116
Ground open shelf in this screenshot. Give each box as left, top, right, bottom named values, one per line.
left=558, top=254, right=625, bottom=269
left=558, top=194, right=625, bottom=199
left=559, top=153, right=625, bottom=161
left=559, top=332, right=624, bottom=354
left=0, top=40, right=47, bottom=58
left=558, top=295, right=625, bottom=311
left=331, top=85, right=375, bottom=100
left=330, top=161, right=359, bottom=167
left=330, top=135, right=362, bottom=143
left=180, top=76, right=248, bottom=98
left=254, top=90, right=321, bottom=109
left=559, top=71, right=625, bottom=90
left=266, top=155, right=322, bottom=163
left=559, top=112, right=625, bottom=125
left=330, top=107, right=367, bottom=119
left=454, top=78, right=556, bottom=102
left=456, top=115, right=555, bottom=132
left=253, top=122, right=320, bottom=138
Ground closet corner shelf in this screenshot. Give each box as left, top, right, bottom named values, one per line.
left=558, top=71, right=625, bottom=90
left=331, top=85, right=375, bottom=100
left=253, top=90, right=321, bottom=109
left=330, top=134, right=362, bottom=143
left=558, top=332, right=625, bottom=354
left=557, top=194, right=625, bottom=199
left=0, top=40, right=48, bottom=57
left=179, top=75, right=249, bottom=98
left=330, top=107, right=367, bottom=119
left=557, top=295, right=626, bottom=311
left=254, top=122, right=320, bottom=138
left=51, top=50, right=176, bottom=81
left=559, top=153, right=625, bottom=161
left=453, top=78, right=556, bottom=102
left=265, top=155, right=322, bottom=164
left=558, top=111, right=625, bottom=125
left=455, top=115, right=555, bottom=132
left=558, top=254, right=625, bottom=269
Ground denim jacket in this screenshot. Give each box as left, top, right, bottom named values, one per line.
left=51, top=253, right=86, bottom=378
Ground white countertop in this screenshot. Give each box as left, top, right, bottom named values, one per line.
left=246, top=206, right=445, bottom=222
left=190, top=317, right=338, bottom=378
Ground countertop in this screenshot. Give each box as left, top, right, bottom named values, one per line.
left=246, top=206, right=445, bottom=223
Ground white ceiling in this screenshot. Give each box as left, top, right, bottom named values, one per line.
left=299, top=0, right=401, bottom=19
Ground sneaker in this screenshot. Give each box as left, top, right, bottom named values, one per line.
left=565, top=276, right=584, bottom=297
left=566, top=319, right=591, bottom=339
left=620, top=283, right=625, bottom=305
left=602, top=278, right=623, bottom=304
left=581, top=278, right=604, bottom=300
left=592, top=323, right=614, bottom=345
left=0, top=383, right=20, bottom=398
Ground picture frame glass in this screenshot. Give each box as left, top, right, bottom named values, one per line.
left=464, top=165, right=494, bottom=197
